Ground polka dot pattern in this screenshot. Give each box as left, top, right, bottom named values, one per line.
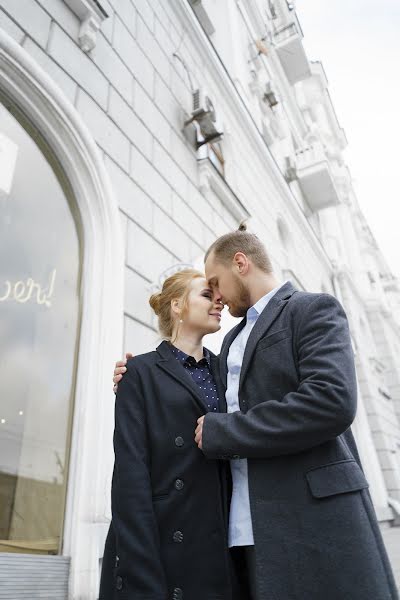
left=169, top=344, right=220, bottom=413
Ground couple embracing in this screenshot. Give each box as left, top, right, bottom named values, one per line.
left=99, top=225, right=398, bottom=600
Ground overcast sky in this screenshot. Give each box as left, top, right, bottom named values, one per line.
left=297, top=0, right=400, bottom=278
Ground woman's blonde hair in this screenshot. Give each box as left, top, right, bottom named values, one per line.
left=149, top=268, right=204, bottom=340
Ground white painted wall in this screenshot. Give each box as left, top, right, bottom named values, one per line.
left=0, top=0, right=399, bottom=597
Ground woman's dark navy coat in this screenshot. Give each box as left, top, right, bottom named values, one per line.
left=99, top=341, right=237, bottom=600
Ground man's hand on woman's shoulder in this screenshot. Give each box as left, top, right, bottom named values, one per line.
left=113, top=352, right=133, bottom=393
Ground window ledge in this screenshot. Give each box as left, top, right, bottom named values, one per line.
left=64, top=0, right=108, bottom=52
left=198, top=157, right=250, bottom=223
left=188, top=0, right=215, bottom=36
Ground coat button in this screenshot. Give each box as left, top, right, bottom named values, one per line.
left=115, top=575, right=123, bottom=590
left=173, top=588, right=183, bottom=599
left=173, top=530, right=184, bottom=543
left=174, top=478, right=184, bottom=490
left=174, top=436, right=184, bottom=447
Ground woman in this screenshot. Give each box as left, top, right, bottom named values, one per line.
left=99, top=269, right=241, bottom=600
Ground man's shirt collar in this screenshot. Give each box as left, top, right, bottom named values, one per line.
left=246, top=281, right=288, bottom=322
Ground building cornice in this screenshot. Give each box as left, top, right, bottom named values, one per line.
left=64, top=0, right=109, bottom=51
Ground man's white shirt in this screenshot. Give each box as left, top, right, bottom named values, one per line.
left=226, top=282, right=286, bottom=547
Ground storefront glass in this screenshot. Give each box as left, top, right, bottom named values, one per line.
left=0, top=99, right=81, bottom=555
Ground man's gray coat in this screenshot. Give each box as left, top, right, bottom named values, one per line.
left=203, top=281, right=398, bottom=600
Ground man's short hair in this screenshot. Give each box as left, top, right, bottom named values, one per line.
left=205, top=222, right=273, bottom=273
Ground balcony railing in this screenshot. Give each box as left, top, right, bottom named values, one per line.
left=274, top=22, right=298, bottom=44
left=274, top=18, right=311, bottom=84
left=294, top=143, right=341, bottom=211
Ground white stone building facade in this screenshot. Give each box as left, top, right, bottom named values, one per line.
left=0, top=0, right=399, bottom=598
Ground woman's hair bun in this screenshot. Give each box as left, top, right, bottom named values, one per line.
left=238, top=220, right=248, bottom=232
left=149, top=292, right=162, bottom=315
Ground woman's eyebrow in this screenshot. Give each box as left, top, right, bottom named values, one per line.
left=201, top=288, right=213, bottom=293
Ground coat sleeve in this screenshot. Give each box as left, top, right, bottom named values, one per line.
left=202, top=294, right=357, bottom=459
left=112, top=360, right=168, bottom=599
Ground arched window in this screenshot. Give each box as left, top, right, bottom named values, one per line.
left=0, top=29, right=122, bottom=597
left=0, top=98, right=80, bottom=555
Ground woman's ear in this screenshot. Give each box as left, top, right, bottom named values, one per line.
left=170, top=298, right=181, bottom=318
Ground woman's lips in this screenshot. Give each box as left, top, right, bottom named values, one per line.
left=209, top=313, right=222, bottom=320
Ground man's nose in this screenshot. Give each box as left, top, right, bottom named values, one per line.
left=213, top=289, right=223, bottom=304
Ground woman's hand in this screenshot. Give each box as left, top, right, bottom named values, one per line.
left=195, top=415, right=205, bottom=449
left=113, top=352, right=133, bottom=394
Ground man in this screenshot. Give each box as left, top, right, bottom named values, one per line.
left=114, top=225, right=398, bottom=600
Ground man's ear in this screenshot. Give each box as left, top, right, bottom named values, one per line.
left=233, top=252, right=249, bottom=274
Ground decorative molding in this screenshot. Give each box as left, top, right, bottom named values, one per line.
left=0, top=27, right=123, bottom=598
left=63, top=0, right=108, bottom=52
left=336, top=265, right=369, bottom=308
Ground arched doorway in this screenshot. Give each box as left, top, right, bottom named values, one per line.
left=0, top=28, right=124, bottom=598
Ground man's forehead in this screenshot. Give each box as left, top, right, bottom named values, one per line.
left=204, top=256, right=212, bottom=278
left=207, top=275, right=218, bottom=288
left=204, top=253, right=220, bottom=286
